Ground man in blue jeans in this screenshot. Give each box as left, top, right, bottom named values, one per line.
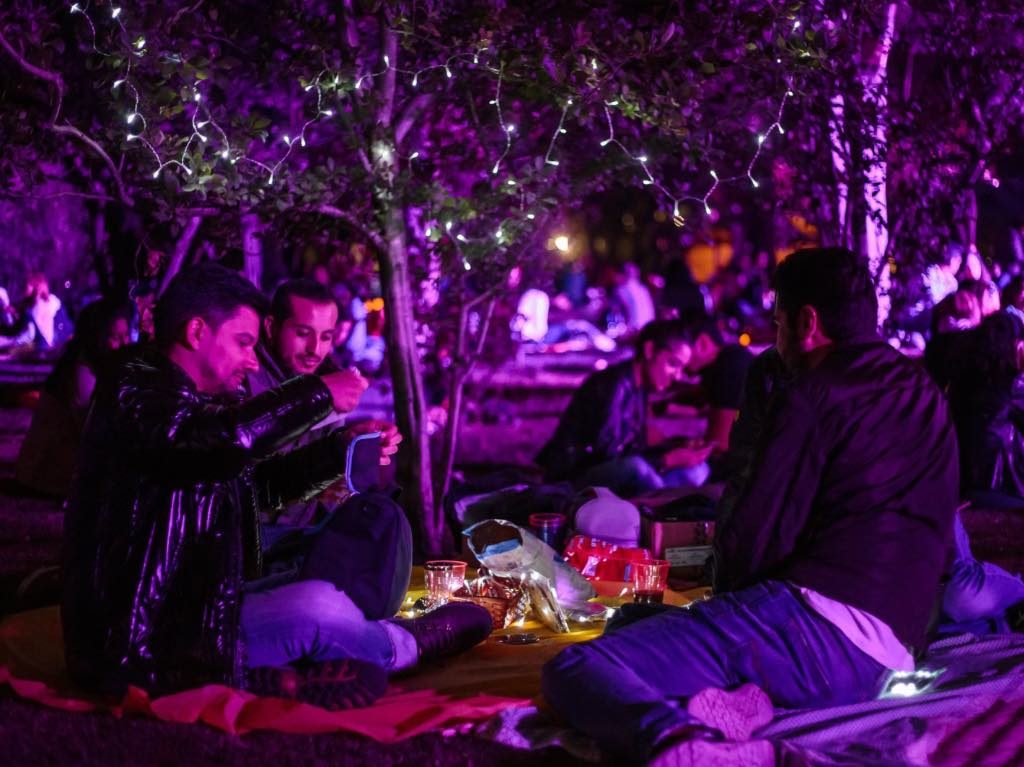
left=542, top=248, right=960, bottom=765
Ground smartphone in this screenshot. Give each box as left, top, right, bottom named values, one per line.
left=346, top=431, right=382, bottom=493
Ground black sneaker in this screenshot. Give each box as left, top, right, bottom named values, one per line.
left=246, top=659, right=388, bottom=710
left=391, top=602, right=493, bottom=662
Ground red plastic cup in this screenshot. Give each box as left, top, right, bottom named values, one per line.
left=632, top=559, right=670, bottom=604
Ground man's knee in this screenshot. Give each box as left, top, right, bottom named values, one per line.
left=289, top=579, right=360, bottom=626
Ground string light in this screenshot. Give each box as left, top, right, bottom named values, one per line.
left=71, top=1, right=796, bottom=228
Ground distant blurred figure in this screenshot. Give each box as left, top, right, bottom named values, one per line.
left=17, top=299, right=132, bottom=497
left=0, top=273, right=74, bottom=354
left=611, top=263, right=656, bottom=336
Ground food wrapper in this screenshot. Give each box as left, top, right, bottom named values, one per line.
left=463, top=519, right=597, bottom=633
left=451, top=573, right=529, bottom=629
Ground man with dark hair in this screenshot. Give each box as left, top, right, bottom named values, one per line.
left=543, top=248, right=959, bottom=765
left=248, top=278, right=411, bottom=621
left=63, top=262, right=491, bottom=711
left=536, top=319, right=712, bottom=497
left=678, top=317, right=754, bottom=457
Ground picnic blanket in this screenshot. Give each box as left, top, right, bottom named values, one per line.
left=0, top=569, right=700, bottom=743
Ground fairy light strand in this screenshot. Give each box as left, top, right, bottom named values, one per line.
left=70, top=1, right=795, bottom=225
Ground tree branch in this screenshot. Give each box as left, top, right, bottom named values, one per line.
left=0, top=21, right=133, bottom=207
left=314, top=204, right=388, bottom=256
left=158, top=215, right=205, bottom=296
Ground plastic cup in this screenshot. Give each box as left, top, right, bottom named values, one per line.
left=632, top=559, right=670, bottom=604
left=424, top=560, right=467, bottom=606
left=529, top=512, right=567, bottom=550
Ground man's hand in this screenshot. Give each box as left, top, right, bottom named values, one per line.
left=663, top=442, right=713, bottom=469
left=320, top=369, right=368, bottom=413
left=349, top=420, right=403, bottom=466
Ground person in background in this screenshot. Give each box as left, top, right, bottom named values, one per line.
left=16, top=299, right=132, bottom=497
left=679, top=317, right=755, bottom=458
left=611, top=262, right=657, bottom=336
left=536, top=319, right=712, bottom=497
left=62, top=263, right=492, bottom=711
left=0, top=273, right=74, bottom=353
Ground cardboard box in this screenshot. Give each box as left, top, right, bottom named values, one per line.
left=641, top=515, right=715, bottom=558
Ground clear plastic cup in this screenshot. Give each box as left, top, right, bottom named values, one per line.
left=632, top=559, right=670, bottom=604
left=424, top=560, right=467, bottom=606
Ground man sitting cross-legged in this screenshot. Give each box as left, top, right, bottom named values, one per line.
left=247, top=278, right=412, bottom=620
left=542, top=248, right=959, bottom=765
left=62, top=263, right=491, bottom=710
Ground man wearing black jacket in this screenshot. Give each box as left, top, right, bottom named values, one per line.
left=542, top=248, right=959, bottom=766
left=63, top=263, right=490, bottom=711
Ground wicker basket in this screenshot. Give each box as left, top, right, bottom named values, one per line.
left=450, top=593, right=515, bottom=630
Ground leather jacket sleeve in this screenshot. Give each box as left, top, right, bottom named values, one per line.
left=123, top=373, right=334, bottom=481
left=253, top=429, right=349, bottom=512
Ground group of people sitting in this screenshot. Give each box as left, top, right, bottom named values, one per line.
left=40, top=247, right=1024, bottom=765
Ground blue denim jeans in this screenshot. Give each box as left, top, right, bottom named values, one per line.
left=241, top=579, right=416, bottom=671
left=581, top=455, right=709, bottom=498
left=942, top=511, right=1024, bottom=630
left=542, top=581, right=886, bottom=759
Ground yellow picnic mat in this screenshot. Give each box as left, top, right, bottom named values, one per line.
left=0, top=566, right=706, bottom=739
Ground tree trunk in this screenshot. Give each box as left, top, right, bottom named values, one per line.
left=378, top=202, right=441, bottom=554
left=158, top=214, right=203, bottom=296
left=860, top=2, right=897, bottom=327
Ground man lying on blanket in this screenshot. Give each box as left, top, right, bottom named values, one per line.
left=62, top=263, right=491, bottom=710
left=543, top=247, right=960, bottom=766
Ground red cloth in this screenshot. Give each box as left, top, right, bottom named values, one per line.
left=0, top=607, right=526, bottom=741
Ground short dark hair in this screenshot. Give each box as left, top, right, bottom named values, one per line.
left=636, top=319, right=692, bottom=353
left=772, top=247, right=877, bottom=342
left=270, top=279, right=337, bottom=323
left=154, top=262, right=269, bottom=348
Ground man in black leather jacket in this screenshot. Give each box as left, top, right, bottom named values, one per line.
left=62, top=263, right=490, bottom=708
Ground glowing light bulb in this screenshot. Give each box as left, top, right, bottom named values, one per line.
left=642, top=179, right=653, bottom=185
left=321, top=109, right=334, bottom=117
left=600, top=139, right=611, bottom=147
left=750, top=177, right=760, bottom=188
left=113, top=79, right=125, bottom=89
left=111, top=7, right=122, bottom=18
left=134, top=37, right=146, bottom=49
left=197, top=119, right=209, bottom=128
left=710, top=169, right=718, bottom=180
left=70, top=3, right=81, bottom=13
left=637, top=155, right=648, bottom=163
left=412, top=74, right=418, bottom=87
left=300, top=137, right=306, bottom=146
left=283, top=135, right=291, bottom=145
left=787, top=90, right=795, bottom=97
left=506, top=124, right=515, bottom=133
left=546, top=159, right=560, bottom=166
left=491, top=162, right=501, bottom=174
left=126, top=112, right=138, bottom=124
left=704, top=201, right=712, bottom=215
left=494, top=229, right=503, bottom=240
left=559, top=128, right=567, bottom=134
left=506, top=178, right=516, bottom=185
left=383, top=54, right=390, bottom=66
left=198, top=133, right=207, bottom=142
left=778, top=125, right=785, bottom=134
left=463, top=259, right=471, bottom=271
left=409, top=151, right=420, bottom=159
left=554, top=235, right=570, bottom=252
left=445, top=221, right=453, bottom=232
left=456, top=234, right=468, bottom=242
left=607, top=100, right=619, bottom=106
left=151, top=169, right=160, bottom=179
left=445, top=67, right=452, bottom=79
left=304, top=84, right=314, bottom=92
left=526, top=213, right=535, bottom=220
left=220, top=150, right=229, bottom=159
left=757, top=134, right=765, bottom=145
left=793, top=20, right=801, bottom=30
left=193, top=92, right=201, bottom=102
left=425, top=226, right=433, bottom=237
left=126, top=134, right=139, bottom=141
